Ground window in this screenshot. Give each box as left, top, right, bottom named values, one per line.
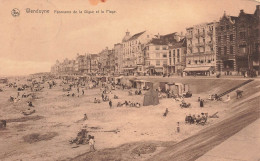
left=230, top=34, right=233, bottom=41
left=195, top=60, right=198, bottom=64
left=156, top=60, right=160, bottom=66
left=169, top=50, right=171, bottom=57
left=173, top=50, right=175, bottom=57
left=177, top=59, right=180, bottom=63
left=163, top=53, right=167, bottom=58
left=146, top=61, right=150, bottom=66
left=226, top=25, right=230, bottom=30
left=169, top=58, right=172, bottom=65
left=163, top=60, right=167, bottom=65
left=177, top=49, right=180, bottom=57
left=240, top=32, right=246, bottom=39
left=218, top=36, right=221, bottom=42
left=155, top=46, right=160, bottom=50
left=188, top=60, right=191, bottom=64
left=162, top=46, right=167, bottom=50
left=224, top=46, right=227, bottom=55
left=156, top=53, right=160, bottom=58
left=239, top=45, right=246, bottom=54
left=223, top=35, right=227, bottom=41
left=218, top=47, right=221, bottom=55
left=230, top=46, right=233, bottom=54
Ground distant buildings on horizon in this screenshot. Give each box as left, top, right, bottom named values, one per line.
left=51, top=5, right=260, bottom=77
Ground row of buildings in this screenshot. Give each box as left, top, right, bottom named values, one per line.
left=51, top=5, right=260, bottom=76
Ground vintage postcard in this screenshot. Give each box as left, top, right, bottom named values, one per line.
left=0, top=0, right=259, bottom=161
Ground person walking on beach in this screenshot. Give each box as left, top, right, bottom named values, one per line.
left=89, top=136, right=96, bottom=152
left=200, top=99, right=204, bottom=107
left=109, top=100, right=112, bottom=108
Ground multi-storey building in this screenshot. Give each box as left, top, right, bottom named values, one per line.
left=114, top=43, right=123, bottom=74
left=216, top=6, right=260, bottom=76
left=253, top=5, right=260, bottom=75
left=108, top=49, right=116, bottom=75
left=184, top=22, right=218, bottom=76
left=143, top=38, right=169, bottom=75
left=51, top=60, right=61, bottom=74
left=216, top=12, right=237, bottom=75
left=122, top=30, right=154, bottom=75
left=168, top=38, right=187, bottom=75
left=99, top=48, right=111, bottom=74
left=236, top=7, right=259, bottom=76
left=86, top=54, right=100, bottom=74
left=76, top=54, right=88, bottom=74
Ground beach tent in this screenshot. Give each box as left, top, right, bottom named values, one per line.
left=143, top=89, right=159, bottom=106
left=159, top=82, right=168, bottom=92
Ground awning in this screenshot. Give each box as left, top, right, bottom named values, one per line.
left=123, top=67, right=136, bottom=70
left=183, top=66, right=213, bottom=72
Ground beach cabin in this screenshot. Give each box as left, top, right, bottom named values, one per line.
left=0, top=78, right=8, bottom=84
left=134, top=80, right=152, bottom=89
left=159, top=82, right=168, bottom=92
left=115, top=76, right=123, bottom=84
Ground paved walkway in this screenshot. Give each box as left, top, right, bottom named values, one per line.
left=196, top=119, right=260, bottom=161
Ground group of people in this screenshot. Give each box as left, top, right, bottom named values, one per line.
left=185, top=113, right=208, bottom=125
left=117, top=100, right=141, bottom=108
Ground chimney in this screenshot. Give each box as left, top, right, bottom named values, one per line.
left=157, top=33, right=160, bottom=39
left=240, top=9, right=244, bottom=13
left=126, top=29, right=130, bottom=35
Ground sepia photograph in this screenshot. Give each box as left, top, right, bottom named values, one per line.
left=0, top=0, right=259, bottom=160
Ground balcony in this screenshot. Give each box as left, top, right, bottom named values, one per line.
left=206, top=41, right=214, bottom=47
left=186, top=34, right=193, bottom=39
left=195, top=32, right=205, bottom=38
left=207, top=30, right=213, bottom=36
left=195, top=42, right=205, bottom=47
left=218, top=54, right=235, bottom=60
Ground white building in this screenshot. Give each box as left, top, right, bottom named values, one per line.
left=184, top=22, right=218, bottom=76
left=122, top=30, right=154, bottom=75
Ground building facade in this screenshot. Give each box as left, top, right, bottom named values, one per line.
left=216, top=6, right=260, bottom=76
left=168, top=38, right=187, bottom=75
left=184, top=22, right=218, bottom=76
left=114, top=43, right=123, bottom=74
left=216, top=13, right=237, bottom=75
left=122, top=30, right=154, bottom=75
left=143, top=39, right=169, bottom=75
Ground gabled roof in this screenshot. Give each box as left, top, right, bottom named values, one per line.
left=230, top=16, right=238, bottom=21
left=149, top=38, right=169, bottom=45
left=169, top=38, right=186, bottom=49
left=127, top=31, right=146, bottom=41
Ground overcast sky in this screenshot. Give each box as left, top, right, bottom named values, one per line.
left=0, top=0, right=259, bottom=76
